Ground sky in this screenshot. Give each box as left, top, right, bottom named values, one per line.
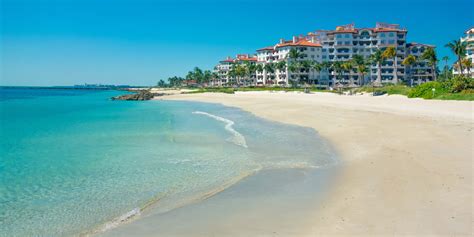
left=1, top=0, right=473, bottom=86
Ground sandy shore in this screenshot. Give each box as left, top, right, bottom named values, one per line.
left=104, top=91, right=472, bottom=236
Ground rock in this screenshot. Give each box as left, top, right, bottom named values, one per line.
left=112, top=90, right=155, bottom=101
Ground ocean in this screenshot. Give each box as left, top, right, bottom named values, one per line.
left=0, top=87, right=337, bottom=236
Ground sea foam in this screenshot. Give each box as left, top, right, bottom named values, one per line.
left=192, top=111, right=248, bottom=148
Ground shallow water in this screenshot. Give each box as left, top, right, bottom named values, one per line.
left=0, top=88, right=337, bottom=236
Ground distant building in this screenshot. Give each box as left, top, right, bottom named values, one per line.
left=214, top=22, right=435, bottom=87
left=214, top=54, right=257, bottom=87
left=453, top=27, right=474, bottom=78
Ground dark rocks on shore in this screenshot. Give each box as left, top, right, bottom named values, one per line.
left=112, top=90, right=156, bottom=101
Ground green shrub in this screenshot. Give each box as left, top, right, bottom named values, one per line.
left=449, top=76, right=474, bottom=93
left=408, top=81, right=447, bottom=99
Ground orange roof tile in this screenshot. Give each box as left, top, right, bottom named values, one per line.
left=276, top=39, right=321, bottom=48
left=256, top=46, right=275, bottom=51
left=373, top=27, right=407, bottom=32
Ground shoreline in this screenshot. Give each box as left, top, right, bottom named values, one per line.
left=104, top=91, right=472, bottom=236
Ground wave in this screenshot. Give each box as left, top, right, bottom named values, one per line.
left=192, top=111, right=248, bottom=148
left=84, top=208, right=141, bottom=236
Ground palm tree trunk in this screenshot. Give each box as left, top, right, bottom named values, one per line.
left=394, top=56, right=398, bottom=84
left=458, top=57, right=464, bottom=77
left=377, top=63, right=382, bottom=85
left=432, top=65, right=437, bottom=81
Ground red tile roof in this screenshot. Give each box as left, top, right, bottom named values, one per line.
left=256, top=46, right=275, bottom=51
left=235, top=54, right=257, bottom=61
left=276, top=39, right=321, bottom=48
left=373, top=27, right=407, bottom=32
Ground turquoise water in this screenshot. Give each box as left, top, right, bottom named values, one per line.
left=0, top=88, right=336, bottom=236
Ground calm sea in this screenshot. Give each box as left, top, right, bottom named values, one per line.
left=0, top=87, right=336, bottom=236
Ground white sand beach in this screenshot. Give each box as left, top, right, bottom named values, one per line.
left=105, top=91, right=473, bottom=236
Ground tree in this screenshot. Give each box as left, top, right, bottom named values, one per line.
left=275, top=61, right=287, bottom=72
left=300, top=60, right=312, bottom=85
left=231, top=64, right=246, bottom=86
left=442, top=56, right=450, bottom=80
left=263, top=63, right=275, bottom=85
left=341, top=61, right=353, bottom=87
left=352, top=54, right=367, bottom=86
left=402, top=54, right=417, bottom=86
left=244, top=61, right=257, bottom=86
left=320, top=61, right=332, bottom=88
left=330, top=61, right=343, bottom=89
left=312, top=62, right=323, bottom=86
left=421, top=47, right=438, bottom=81
left=382, top=46, right=398, bottom=84
left=461, top=58, right=472, bottom=76
left=211, top=72, right=219, bottom=86
left=203, top=70, right=212, bottom=85
left=288, top=48, right=303, bottom=60
left=157, top=79, right=166, bottom=88
left=370, top=49, right=384, bottom=86
left=287, top=61, right=301, bottom=86
left=445, top=40, right=467, bottom=76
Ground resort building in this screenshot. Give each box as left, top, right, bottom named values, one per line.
left=256, top=37, right=322, bottom=86
left=214, top=22, right=435, bottom=87
left=453, top=27, right=474, bottom=78
left=213, top=54, right=257, bottom=87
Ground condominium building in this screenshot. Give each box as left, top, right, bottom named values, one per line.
left=256, top=37, right=322, bottom=86
left=213, top=54, right=257, bottom=86
left=214, top=22, right=435, bottom=87
left=453, top=27, right=474, bottom=78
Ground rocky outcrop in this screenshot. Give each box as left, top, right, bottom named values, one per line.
left=112, top=90, right=156, bottom=101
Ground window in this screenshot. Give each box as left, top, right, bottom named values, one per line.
left=380, top=33, right=386, bottom=37
left=311, top=48, right=315, bottom=51
left=389, top=32, right=395, bottom=37
left=381, top=40, right=386, bottom=44
left=345, top=34, right=349, bottom=38
left=389, top=40, right=395, bottom=44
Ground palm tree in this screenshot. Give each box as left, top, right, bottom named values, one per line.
left=421, top=47, right=438, bottom=81
left=288, top=48, right=303, bottom=60
left=300, top=60, right=312, bottom=85
left=203, top=70, right=212, bottom=85
left=320, top=61, right=332, bottom=89
left=370, top=49, right=384, bottom=86
left=442, top=56, right=450, bottom=80
left=287, top=61, right=301, bottom=86
left=445, top=40, right=467, bottom=76
left=312, top=62, right=323, bottom=86
left=352, top=54, right=367, bottom=86
left=230, top=64, right=246, bottom=86
left=341, top=61, right=353, bottom=87
left=275, top=61, right=287, bottom=73
left=244, top=62, right=257, bottom=86
left=264, top=63, right=275, bottom=85
left=382, top=46, right=398, bottom=84
left=331, top=61, right=343, bottom=89
left=402, top=54, right=417, bottom=86
left=461, top=58, right=472, bottom=76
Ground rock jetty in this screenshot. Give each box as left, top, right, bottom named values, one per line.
left=112, top=90, right=156, bottom=101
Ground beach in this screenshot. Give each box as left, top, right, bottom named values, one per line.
left=143, top=91, right=474, bottom=236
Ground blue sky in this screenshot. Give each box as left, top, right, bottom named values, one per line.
left=1, top=0, right=473, bottom=86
